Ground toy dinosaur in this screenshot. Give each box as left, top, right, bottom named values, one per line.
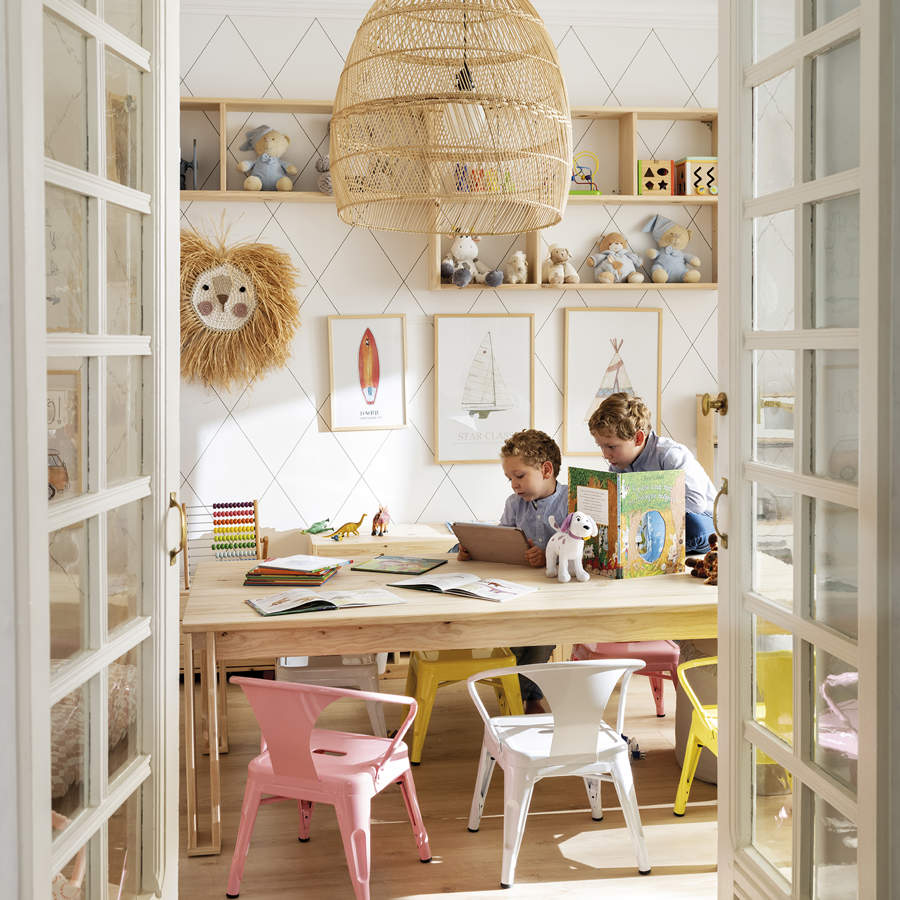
left=371, top=505, right=390, bottom=536
left=326, top=514, right=367, bottom=541
left=301, top=518, right=331, bottom=534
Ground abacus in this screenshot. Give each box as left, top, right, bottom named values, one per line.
left=182, top=499, right=269, bottom=589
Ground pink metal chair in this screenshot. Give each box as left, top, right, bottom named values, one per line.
left=571, top=640, right=680, bottom=716
left=226, top=677, right=431, bottom=900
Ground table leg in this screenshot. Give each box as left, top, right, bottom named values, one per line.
left=185, top=631, right=223, bottom=856
left=218, top=660, right=229, bottom=753
left=183, top=633, right=199, bottom=854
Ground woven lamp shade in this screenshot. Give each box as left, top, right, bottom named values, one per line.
left=330, top=0, right=572, bottom=235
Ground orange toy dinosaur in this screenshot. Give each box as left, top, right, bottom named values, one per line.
left=326, top=513, right=367, bottom=541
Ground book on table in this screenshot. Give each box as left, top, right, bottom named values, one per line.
left=246, top=587, right=406, bottom=617
left=350, top=555, right=448, bottom=575
left=244, top=553, right=353, bottom=587
left=568, top=466, right=686, bottom=579
left=387, top=572, right=537, bottom=602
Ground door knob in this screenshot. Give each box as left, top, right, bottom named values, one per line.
left=168, top=491, right=187, bottom=565
left=701, top=392, right=728, bottom=416
left=712, top=478, right=728, bottom=550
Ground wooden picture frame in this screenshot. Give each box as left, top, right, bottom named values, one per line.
left=434, top=314, right=534, bottom=464
left=563, top=307, right=662, bottom=455
left=328, top=314, right=407, bottom=431
left=47, top=367, right=85, bottom=500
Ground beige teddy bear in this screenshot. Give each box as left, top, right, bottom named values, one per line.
left=541, top=243, right=580, bottom=284
left=237, top=125, right=298, bottom=192
left=502, top=250, right=529, bottom=284
left=642, top=213, right=702, bottom=283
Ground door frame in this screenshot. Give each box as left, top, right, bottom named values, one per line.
left=717, top=0, right=895, bottom=897
left=6, top=0, right=181, bottom=895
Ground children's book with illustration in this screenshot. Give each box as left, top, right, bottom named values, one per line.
left=350, top=555, right=448, bottom=575
left=568, top=466, right=686, bottom=579
left=387, top=572, right=537, bottom=602
left=246, top=587, right=405, bottom=617
left=243, top=553, right=353, bottom=587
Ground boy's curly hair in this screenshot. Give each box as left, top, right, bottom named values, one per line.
left=588, top=393, right=652, bottom=440
left=500, top=429, right=561, bottom=477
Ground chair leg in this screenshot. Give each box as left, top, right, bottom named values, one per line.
left=496, top=674, right=524, bottom=716
left=403, top=654, right=418, bottom=699
left=365, top=701, right=388, bottom=738
left=409, top=669, right=438, bottom=764
left=610, top=753, right=651, bottom=875
left=467, top=742, right=497, bottom=831
left=583, top=776, right=603, bottom=821
left=226, top=781, right=262, bottom=898
left=649, top=675, right=666, bottom=717
left=674, top=722, right=703, bottom=816
left=334, top=793, right=373, bottom=900
left=297, top=800, right=314, bottom=842
left=396, top=769, right=432, bottom=861
left=500, top=767, right=535, bottom=889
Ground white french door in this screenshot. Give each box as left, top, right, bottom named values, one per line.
left=9, top=0, right=179, bottom=896
left=718, top=0, right=891, bottom=897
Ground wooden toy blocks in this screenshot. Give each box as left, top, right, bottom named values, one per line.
left=637, top=160, right=674, bottom=195
left=675, top=157, right=718, bottom=195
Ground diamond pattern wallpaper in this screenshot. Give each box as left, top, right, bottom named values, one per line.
left=179, top=7, right=721, bottom=535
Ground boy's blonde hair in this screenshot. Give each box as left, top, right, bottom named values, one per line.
left=588, top=393, right=652, bottom=440
left=500, top=429, right=561, bottom=477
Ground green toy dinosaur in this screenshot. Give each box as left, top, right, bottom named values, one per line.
left=301, top=518, right=331, bottom=534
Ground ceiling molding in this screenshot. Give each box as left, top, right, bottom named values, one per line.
left=181, top=0, right=718, bottom=29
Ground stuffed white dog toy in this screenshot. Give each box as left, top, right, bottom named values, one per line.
left=545, top=511, right=599, bottom=583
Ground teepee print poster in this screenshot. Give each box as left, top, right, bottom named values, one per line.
left=563, top=307, right=661, bottom=455
left=434, top=314, right=534, bottom=463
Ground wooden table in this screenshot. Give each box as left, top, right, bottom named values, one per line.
left=182, top=558, right=717, bottom=855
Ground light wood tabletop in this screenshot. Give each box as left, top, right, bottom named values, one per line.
left=182, top=558, right=717, bottom=855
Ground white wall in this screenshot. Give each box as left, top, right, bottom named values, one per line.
left=179, top=4, right=720, bottom=533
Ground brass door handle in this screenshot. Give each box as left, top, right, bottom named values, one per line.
left=702, top=391, right=728, bottom=416
left=712, top=477, right=728, bottom=550
left=169, top=491, right=187, bottom=565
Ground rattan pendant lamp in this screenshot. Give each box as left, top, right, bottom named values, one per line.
left=330, top=0, right=572, bottom=235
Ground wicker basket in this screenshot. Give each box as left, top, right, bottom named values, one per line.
left=331, top=0, right=572, bottom=235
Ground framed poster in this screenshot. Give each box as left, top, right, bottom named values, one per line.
left=434, top=314, right=534, bottom=464
left=563, top=307, right=662, bottom=455
left=328, top=314, right=407, bottom=431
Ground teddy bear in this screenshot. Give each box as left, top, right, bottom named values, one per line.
left=237, top=125, right=298, bottom=191
left=642, top=213, right=702, bottom=283
left=541, top=243, right=580, bottom=284
left=440, top=234, right=503, bottom=288
left=502, top=250, right=528, bottom=284
left=587, top=232, right=645, bottom=284
left=685, top=532, right=718, bottom=585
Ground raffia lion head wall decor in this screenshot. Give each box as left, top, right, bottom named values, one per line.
left=180, top=229, right=300, bottom=389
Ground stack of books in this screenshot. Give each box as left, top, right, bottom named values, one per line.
left=243, top=554, right=352, bottom=588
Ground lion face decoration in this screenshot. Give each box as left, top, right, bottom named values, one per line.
left=180, top=230, right=300, bottom=389
left=190, top=262, right=258, bottom=331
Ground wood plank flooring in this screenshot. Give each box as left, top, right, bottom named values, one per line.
left=179, top=661, right=718, bottom=898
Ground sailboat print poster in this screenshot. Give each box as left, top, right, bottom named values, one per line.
left=328, top=315, right=407, bottom=430
left=563, top=307, right=662, bottom=455
left=434, top=314, right=534, bottom=463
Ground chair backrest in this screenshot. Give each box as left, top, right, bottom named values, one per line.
left=232, top=676, right=416, bottom=781
left=470, top=661, right=643, bottom=758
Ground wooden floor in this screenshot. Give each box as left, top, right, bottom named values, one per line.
left=179, top=661, right=718, bottom=898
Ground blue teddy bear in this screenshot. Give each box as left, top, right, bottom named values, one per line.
left=642, top=214, right=702, bottom=283
left=237, top=125, right=297, bottom=192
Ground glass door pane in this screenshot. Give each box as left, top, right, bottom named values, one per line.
left=809, top=38, right=860, bottom=179
left=43, top=12, right=88, bottom=171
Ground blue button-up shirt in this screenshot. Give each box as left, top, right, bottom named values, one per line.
left=609, top=430, right=716, bottom=515
left=499, top=481, right=570, bottom=549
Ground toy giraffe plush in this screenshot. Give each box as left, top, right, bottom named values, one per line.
left=326, top=514, right=367, bottom=541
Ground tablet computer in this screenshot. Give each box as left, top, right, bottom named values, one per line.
left=450, top=522, right=530, bottom=565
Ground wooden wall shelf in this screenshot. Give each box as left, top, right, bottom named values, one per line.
left=180, top=98, right=718, bottom=290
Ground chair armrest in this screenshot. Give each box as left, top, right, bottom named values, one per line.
left=676, top=656, right=718, bottom=722
left=338, top=687, right=418, bottom=778
left=466, top=665, right=525, bottom=745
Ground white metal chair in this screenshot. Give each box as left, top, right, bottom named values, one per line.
left=277, top=653, right=389, bottom=737
left=466, top=660, right=651, bottom=888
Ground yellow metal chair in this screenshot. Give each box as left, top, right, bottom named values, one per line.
left=404, top=648, right=524, bottom=764
left=673, top=651, right=793, bottom=816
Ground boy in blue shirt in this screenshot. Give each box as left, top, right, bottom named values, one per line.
left=588, top=393, right=717, bottom=554
left=457, top=428, right=568, bottom=713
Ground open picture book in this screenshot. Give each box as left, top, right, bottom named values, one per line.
left=246, top=587, right=405, bottom=617
left=387, top=572, right=537, bottom=602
